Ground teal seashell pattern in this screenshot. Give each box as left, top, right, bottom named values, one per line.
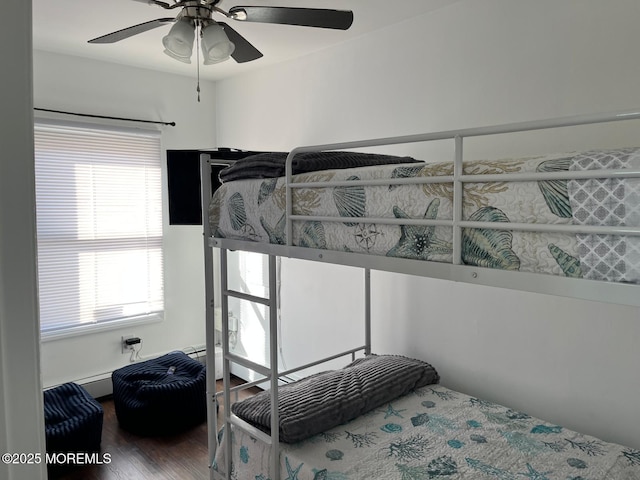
left=549, top=243, right=583, bottom=278
left=380, top=423, right=403, bottom=433
left=257, top=178, right=278, bottom=205
left=227, top=192, right=247, bottom=230
left=411, top=413, right=430, bottom=427
left=536, top=158, right=573, bottom=218
left=388, top=164, right=425, bottom=191
left=299, top=221, right=327, bottom=249
left=333, top=175, right=366, bottom=226
left=462, top=207, right=520, bottom=270
left=325, top=449, right=343, bottom=461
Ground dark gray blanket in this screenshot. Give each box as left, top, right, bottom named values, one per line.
left=218, top=151, right=421, bottom=182
left=230, top=354, right=439, bottom=443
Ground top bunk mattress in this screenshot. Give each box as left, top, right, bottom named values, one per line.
left=208, top=148, right=640, bottom=285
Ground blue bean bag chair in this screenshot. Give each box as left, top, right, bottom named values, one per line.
left=44, top=382, right=104, bottom=455
left=112, top=351, right=206, bottom=436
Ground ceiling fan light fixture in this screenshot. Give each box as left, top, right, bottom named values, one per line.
left=163, top=48, right=192, bottom=64
left=201, top=23, right=235, bottom=65
left=162, top=18, right=195, bottom=62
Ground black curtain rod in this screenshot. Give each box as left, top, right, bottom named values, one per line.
left=34, top=108, right=176, bottom=127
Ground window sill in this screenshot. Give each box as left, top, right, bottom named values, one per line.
left=40, top=313, right=164, bottom=343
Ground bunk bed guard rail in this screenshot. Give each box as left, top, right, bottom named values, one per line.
left=205, top=109, right=640, bottom=306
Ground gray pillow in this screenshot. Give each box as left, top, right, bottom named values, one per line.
left=230, top=354, right=439, bottom=443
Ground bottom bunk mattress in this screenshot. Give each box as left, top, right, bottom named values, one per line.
left=213, top=384, right=640, bottom=480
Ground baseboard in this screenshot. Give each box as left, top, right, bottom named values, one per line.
left=79, top=373, right=115, bottom=399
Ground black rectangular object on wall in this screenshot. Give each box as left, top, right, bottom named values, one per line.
left=166, top=149, right=265, bottom=225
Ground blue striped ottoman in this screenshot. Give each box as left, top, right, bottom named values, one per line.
left=44, top=382, right=104, bottom=455
left=112, top=351, right=206, bottom=435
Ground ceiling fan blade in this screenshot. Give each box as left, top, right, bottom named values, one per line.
left=229, top=6, right=353, bottom=30
left=130, top=0, right=173, bottom=8
left=218, top=23, right=263, bottom=63
left=88, top=18, right=175, bottom=44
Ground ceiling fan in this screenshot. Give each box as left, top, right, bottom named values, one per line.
left=88, top=0, right=354, bottom=65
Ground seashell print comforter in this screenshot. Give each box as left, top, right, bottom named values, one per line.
left=213, top=384, right=640, bottom=479
left=209, top=148, right=640, bottom=283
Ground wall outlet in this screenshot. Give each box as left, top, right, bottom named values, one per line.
left=121, top=335, right=135, bottom=354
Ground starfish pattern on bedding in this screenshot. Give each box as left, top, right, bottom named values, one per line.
left=284, top=457, right=303, bottom=480
left=386, top=199, right=452, bottom=260
left=382, top=403, right=407, bottom=419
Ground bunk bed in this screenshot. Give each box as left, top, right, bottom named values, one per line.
left=200, top=110, right=640, bottom=480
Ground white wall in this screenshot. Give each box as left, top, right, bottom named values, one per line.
left=1, top=1, right=47, bottom=478
left=215, top=0, right=640, bottom=449
left=33, top=50, right=217, bottom=388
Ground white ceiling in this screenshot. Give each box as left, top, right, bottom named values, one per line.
left=32, top=0, right=462, bottom=81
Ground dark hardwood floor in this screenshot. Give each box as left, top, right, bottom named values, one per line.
left=50, top=377, right=260, bottom=480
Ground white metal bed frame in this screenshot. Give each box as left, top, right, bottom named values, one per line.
left=200, top=109, right=640, bottom=480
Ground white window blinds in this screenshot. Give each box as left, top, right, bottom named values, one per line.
left=34, top=122, right=164, bottom=336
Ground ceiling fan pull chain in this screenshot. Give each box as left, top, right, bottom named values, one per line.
left=196, top=22, right=201, bottom=102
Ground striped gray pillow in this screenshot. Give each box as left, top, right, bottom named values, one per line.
left=231, top=354, right=439, bottom=443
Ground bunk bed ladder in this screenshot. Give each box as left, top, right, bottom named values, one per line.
left=218, top=250, right=281, bottom=480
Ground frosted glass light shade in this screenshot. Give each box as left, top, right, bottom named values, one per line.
left=162, top=19, right=194, bottom=63
left=201, top=23, right=235, bottom=65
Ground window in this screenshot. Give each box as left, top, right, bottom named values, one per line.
left=34, top=121, right=163, bottom=337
